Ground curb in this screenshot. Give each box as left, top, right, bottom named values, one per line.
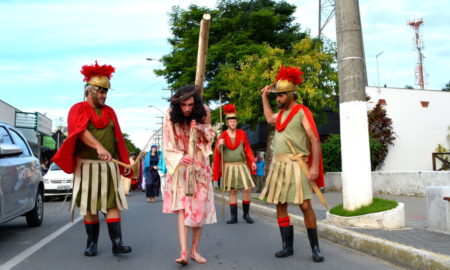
left=214, top=193, right=450, bottom=270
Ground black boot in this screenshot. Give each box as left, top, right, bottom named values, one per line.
left=84, top=222, right=99, bottom=256
left=242, top=202, right=254, bottom=224
left=275, top=225, right=294, bottom=258
left=107, top=221, right=132, bottom=255
left=307, top=228, right=324, bottom=262
left=226, top=204, right=238, bottom=224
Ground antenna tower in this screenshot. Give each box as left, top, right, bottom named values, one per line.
left=407, top=18, right=425, bottom=89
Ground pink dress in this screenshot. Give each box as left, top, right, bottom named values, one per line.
left=162, top=111, right=217, bottom=227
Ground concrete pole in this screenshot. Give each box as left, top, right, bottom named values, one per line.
left=335, top=0, right=373, bottom=210
left=195, top=14, right=211, bottom=97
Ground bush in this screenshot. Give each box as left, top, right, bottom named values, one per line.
left=322, top=134, right=385, bottom=172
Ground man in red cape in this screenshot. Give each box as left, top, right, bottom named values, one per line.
left=212, top=104, right=256, bottom=224
left=52, top=61, right=132, bottom=257
left=259, top=66, right=325, bottom=262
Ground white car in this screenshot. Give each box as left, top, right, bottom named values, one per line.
left=43, top=163, right=73, bottom=198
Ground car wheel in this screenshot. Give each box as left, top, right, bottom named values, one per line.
left=26, top=189, right=44, bottom=227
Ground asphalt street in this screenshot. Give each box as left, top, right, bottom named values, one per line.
left=0, top=191, right=406, bottom=270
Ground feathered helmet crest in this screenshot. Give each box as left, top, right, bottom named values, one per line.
left=81, top=60, right=116, bottom=89
left=273, top=66, right=304, bottom=93
left=223, top=104, right=237, bottom=120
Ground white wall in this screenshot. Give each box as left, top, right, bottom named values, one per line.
left=326, top=172, right=450, bottom=197
left=366, top=87, right=450, bottom=171
left=0, top=100, right=16, bottom=126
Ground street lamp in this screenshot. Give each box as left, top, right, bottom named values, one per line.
left=375, top=51, right=383, bottom=87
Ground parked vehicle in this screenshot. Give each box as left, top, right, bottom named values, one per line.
left=0, top=122, right=44, bottom=227
left=43, top=163, right=73, bottom=198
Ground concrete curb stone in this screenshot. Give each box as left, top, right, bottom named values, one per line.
left=214, top=192, right=450, bottom=270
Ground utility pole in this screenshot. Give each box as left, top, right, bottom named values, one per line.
left=335, top=0, right=373, bottom=211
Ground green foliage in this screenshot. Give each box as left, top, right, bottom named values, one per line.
left=442, top=81, right=450, bottom=91
left=213, top=38, right=338, bottom=127
left=321, top=134, right=384, bottom=172
left=122, top=133, right=140, bottom=155
left=368, top=103, right=396, bottom=170
left=155, top=0, right=306, bottom=93
left=321, top=134, right=341, bottom=172
left=330, top=198, right=398, bottom=217
left=404, top=85, right=414, bottom=89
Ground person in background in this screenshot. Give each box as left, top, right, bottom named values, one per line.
left=144, top=145, right=160, bottom=202
left=255, top=154, right=266, bottom=193
left=158, top=150, right=167, bottom=200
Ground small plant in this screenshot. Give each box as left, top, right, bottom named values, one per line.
left=329, top=198, right=398, bottom=217
left=435, top=143, right=449, bottom=171
left=368, top=103, right=396, bottom=170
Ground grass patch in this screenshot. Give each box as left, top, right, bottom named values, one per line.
left=252, top=197, right=262, bottom=201
left=329, top=198, right=398, bottom=217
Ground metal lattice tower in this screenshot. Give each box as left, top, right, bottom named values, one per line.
left=319, top=0, right=335, bottom=44
left=407, top=18, right=425, bottom=89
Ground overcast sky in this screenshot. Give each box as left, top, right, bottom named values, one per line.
left=1, top=0, right=448, bottom=149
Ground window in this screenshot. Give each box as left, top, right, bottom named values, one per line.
left=0, top=127, right=13, bottom=144
left=9, top=129, right=31, bottom=156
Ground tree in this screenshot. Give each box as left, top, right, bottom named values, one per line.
left=442, top=81, right=450, bottom=91
left=155, top=0, right=306, bottom=97
left=123, top=133, right=140, bottom=155
left=404, top=85, right=414, bottom=89
left=212, top=38, right=338, bottom=127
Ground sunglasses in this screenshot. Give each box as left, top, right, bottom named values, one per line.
left=276, top=92, right=287, bottom=97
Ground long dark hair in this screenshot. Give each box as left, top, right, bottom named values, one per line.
left=169, top=85, right=206, bottom=124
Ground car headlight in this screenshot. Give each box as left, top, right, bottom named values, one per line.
left=43, top=179, right=49, bottom=184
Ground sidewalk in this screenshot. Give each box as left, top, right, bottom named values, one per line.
left=214, top=190, right=450, bottom=270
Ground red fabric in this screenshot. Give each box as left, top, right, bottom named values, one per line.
left=229, top=203, right=237, bottom=206
left=106, top=218, right=121, bottom=223
left=243, top=200, right=251, bottom=204
left=212, top=129, right=256, bottom=181
left=52, top=102, right=130, bottom=175
left=223, top=104, right=237, bottom=115
left=84, top=219, right=99, bottom=225
left=275, top=104, right=302, bottom=132
left=277, top=216, right=291, bottom=227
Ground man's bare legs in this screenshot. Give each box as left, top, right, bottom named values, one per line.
left=176, top=210, right=189, bottom=264
left=190, top=227, right=206, bottom=263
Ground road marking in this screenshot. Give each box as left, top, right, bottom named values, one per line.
left=0, top=216, right=83, bottom=270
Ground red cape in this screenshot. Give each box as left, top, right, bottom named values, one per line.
left=213, top=129, right=255, bottom=181
left=297, top=105, right=325, bottom=188
left=52, top=102, right=130, bottom=175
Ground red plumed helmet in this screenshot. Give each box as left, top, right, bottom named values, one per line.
left=81, top=60, right=115, bottom=84
left=275, top=66, right=304, bottom=85
left=224, top=104, right=237, bottom=120
left=223, top=104, right=237, bottom=115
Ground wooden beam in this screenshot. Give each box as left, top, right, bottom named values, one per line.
left=195, top=14, right=211, bottom=98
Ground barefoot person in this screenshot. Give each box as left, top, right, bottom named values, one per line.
left=162, top=85, right=217, bottom=265
left=52, top=61, right=132, bottom=256
left=213, top=104, right=256, bottom=224
left=259, top=66, right=325, bottom=262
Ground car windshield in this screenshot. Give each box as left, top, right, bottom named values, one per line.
left=49, top=163, right=61, bottom=171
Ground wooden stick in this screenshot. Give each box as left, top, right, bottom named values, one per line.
left=195, top=14, right=211, bottom=97
left=111, top=126, right=162, bottom=169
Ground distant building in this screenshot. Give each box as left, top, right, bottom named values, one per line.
left=0, top=99, right=53, bottom=161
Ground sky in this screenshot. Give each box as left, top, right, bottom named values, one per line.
left=1, top=0, right=448, bottom=149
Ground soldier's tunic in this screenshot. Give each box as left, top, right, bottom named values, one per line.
left=259, top=107, right=312, bottom=204
left=72, top=108, right=127, bottom=215
left=222, top=137, right=255, bottom=191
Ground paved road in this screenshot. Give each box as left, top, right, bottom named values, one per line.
left=1, top=192, right=405, bottom=270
